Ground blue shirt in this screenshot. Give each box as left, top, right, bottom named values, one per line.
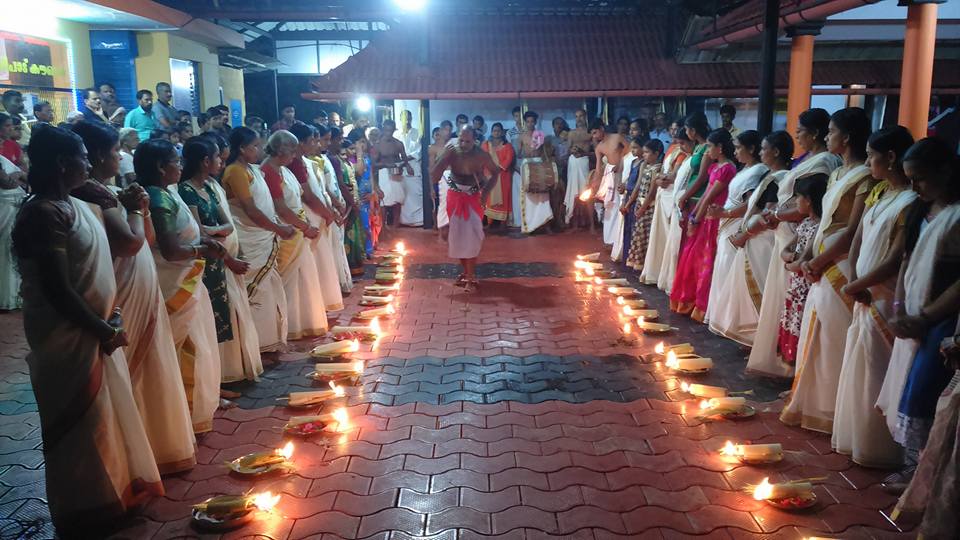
left=650, top=128, right=672, bottom=148
left=124, top=106, right=158, bottom=141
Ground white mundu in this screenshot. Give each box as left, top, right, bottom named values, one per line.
left=833, top=184, right=915, bottom=467
left=207, top=179, right=264, bottom=382
left=227, top=164, right=289, bottom=352
left=745, top=151, right=842, bottom=377
left=640, top=145, right=687, bottom=285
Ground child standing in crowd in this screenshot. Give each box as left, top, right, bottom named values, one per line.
left=778, top=174, right=828, bottom=364
left=623, top=139, right=663, bottom=270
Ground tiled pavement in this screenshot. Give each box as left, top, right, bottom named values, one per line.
left=0, top=230, right=918, bottom=539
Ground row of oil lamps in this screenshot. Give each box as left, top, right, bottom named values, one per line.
left=191, top=242, right=409, bottom=531
left=574, top=252, right=825, bottom=515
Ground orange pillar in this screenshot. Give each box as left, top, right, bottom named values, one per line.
left=898, top=1, right=941, bottom=140
left=785, top=23, right=822, bottom=156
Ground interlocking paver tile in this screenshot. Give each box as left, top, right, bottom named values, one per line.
left=0, top=232, right=915, bottom=538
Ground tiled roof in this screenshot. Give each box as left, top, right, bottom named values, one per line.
left=306, top=16, right=960, bottom=99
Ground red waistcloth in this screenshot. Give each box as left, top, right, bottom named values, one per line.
left=447, top=189, right=482, bottom=220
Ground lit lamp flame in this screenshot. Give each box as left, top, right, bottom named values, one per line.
left=370, top=317, right=382, bottom=337
left=328, top=380, right=345, bottom=397
left=753, top=478, right=774, bottom=501
left=277, top=441, right=294, bottom=460
left=251, top=491, right=281, bottom=512
left=654, top=342, right=665, bottom=354
left=352, top=360, right=364, bottom=374
left=699, top=399, right=712, bottom=411
left=585, top=267, right=596, bottom=276
left=616, top=296, right=625, bottom=305
left=394, top=241, right=406, bottom=255
left=332, top=407, right=349, bottom=431
left=348, top=339, right=361, bottom=353
left=680, top=381, right=691, bottom=393
left=593, top=277, right=603, bottom=285
left=578, top=188, right=593, bottom=202
left=622, top=322, right=631, bottom=335
left=622, top=305, right=634, bottom=316
left=720, top=440, right=738, bottom=456
left=666, top=350, right=679, bottom=369
left=574, top=260, right=589, bottom=270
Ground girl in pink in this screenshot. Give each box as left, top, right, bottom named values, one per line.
left=670, top=128, right=737, bottom=321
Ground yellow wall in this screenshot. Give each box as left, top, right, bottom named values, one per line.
left=134, top=32, right=243, bottom=114
left=134, top=33, right=171, bottom=92
left=219, top=66, right=245, bottom=120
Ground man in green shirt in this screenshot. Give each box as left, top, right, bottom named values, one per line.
left=124, top=90, right=158, bottom=142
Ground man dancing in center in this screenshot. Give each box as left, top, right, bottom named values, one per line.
left=430, top=127, right=499, bottom=292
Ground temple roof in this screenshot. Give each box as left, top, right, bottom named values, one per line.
left=305, top=15, right=959, bottom=99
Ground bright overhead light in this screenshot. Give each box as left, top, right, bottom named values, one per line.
left=355, top=96, right=373, bottom=113
left=393, top=0, right=427, bottom=11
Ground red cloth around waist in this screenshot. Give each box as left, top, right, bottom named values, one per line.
left=447, top=189, right=482, bottom=220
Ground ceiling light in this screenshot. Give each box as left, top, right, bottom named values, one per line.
left=393, top=0, right=427, bottom=11
left=355, top=96, right=373, bottom=113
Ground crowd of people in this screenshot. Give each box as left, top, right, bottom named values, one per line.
left=1, top=84, right=959, bottom=537
left=0, top=85, right=409, bottom=536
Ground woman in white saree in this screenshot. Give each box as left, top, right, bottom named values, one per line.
left=639, top=132, right=690, bottom=285
left=709, top=131, right=792, bottom=345
left=704, top=130, right=767, bottom=325
left=832, top=126, right=916, bottom=468
left=297, top=125, right=344, bottom=311
left=781, top=107, right=876, bottom=433
left=188, top=133, right=264, bottom=383
left=746, top=109, right=842, bottom=378
left=221, top=127, right=293, bottom=353
left=71, top=122, right=195, bottom=474
left=877, top=137, right=960, bottom=456
left=260, top=130, right=328, bottom=339
left=323, top=129, right=355, bottom=292
left=14, top=126, right=162, bottom=537
left=137, top=139, right=223, bottom=434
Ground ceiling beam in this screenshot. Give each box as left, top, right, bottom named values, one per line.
left=271, top=30, right=385, bottom=41
left=221, top=20, right=275, bottom=38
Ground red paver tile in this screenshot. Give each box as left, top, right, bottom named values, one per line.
left=431, top=468, right=489, bottom=493
left=548, top=466, right=610, bottom=490
left=490, top=467, right=549, bottom=491
left=282, top=491, right=338, bottom=518
left=438, top=412, right=488, bottom=428
left=404, top=454, right=461, bottom=475
left=426, top=506, right=491, bottom=535
left=358, top=507, right=426, bottom=537
left=380, top=439, right=434, bottom=459
left=686, top=505, right=763, bottom=534
left=461, top=452, right=517, bottom=474
left=492, top=505, right=558, bottom=535
left=518, top=484, right=583, bottom=512
left=622, top=506, right=693, bottom=535
left=558, top=505, right=629, bottom=534
left=461, top=486, right=521, bottom=512
left=288, top=510, right=361, bottom=539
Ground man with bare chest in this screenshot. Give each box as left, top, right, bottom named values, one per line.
left=589, top=118, right=628, bottom=245
left=372, top=119, right=414, bottom=230
left=565, top=109, right=594, bottom=228
left=430, top=127, right=498, bottom=292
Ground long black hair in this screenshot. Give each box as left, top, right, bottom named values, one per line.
left=735, top=129, right=762, bottom=164
left=181, top=137, right=218, bottom=181
left=643, top=138, right=664, bottom=159
left=830, top=107, right=871, bottom=161
left=133, top=139, right=178, bottom=187
left=867, top=125, right=914, bottom=174
left=798, top=108, right=831, bottom=147
left=706, top=128, right=735, bottom=161
left=26, top=124, right=85, bottom=195
left=225, top=126, right=259, bottom=167
left=763, top=130, right=795, bottom=169
left=71, top=121, right=119, bottom=169
left=289, top=122, right=315, bottom=143
left=199, top=130, right=228, bottom=154
left=794, top=173, right=829, bottom=218
left=902, top=137, right=960, bottom=254
left=684, top=112, right=711, bottom=141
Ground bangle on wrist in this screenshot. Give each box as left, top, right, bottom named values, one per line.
left=130, top=209, right=144, bottom=217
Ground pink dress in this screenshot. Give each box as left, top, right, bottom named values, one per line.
left=669, top=161, right=736, bottom=321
